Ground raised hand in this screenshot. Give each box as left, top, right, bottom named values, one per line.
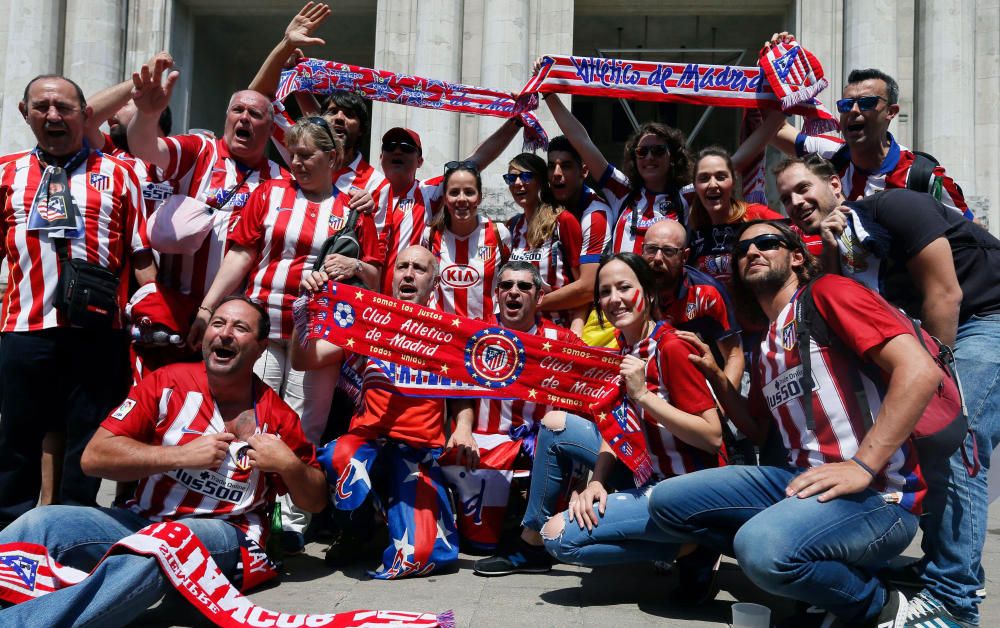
left=131, top=56, right=179, bottom=115
left=284, top=2, right=331, bottom=49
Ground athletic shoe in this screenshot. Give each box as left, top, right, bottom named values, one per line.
left=904, top=591, right=973, bottom=627
left=281, top=530, right=306, bottom=556
left=472, top=539, right=552, bottom=576
left=323, top=531, right=374, bottom=567
left=670, top=546, right=722, bottom=605
left=872, top=587, right=908, bottom=627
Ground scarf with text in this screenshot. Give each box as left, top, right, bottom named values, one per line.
left=295, top=283, right=653, bottom=484
left=0, top=521, right=451, bottom=627
left=758, top=37, right=829, bottom=109
left=521, top=53, right=837, bottom=135
left=275, top=58, right=548, bottom=150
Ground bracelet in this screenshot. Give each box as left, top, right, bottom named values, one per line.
left=630, top=389, right=649, bottom=404
left=198, top=305, right=212, bottom=316
left=355, top=260, right=363, bottom=275
left=850, top=456, right=878, bottom=479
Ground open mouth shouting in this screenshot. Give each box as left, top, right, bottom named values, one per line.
left=208, top=342, right=239, bottom=368
left=396, top=279, right=419, bottom=301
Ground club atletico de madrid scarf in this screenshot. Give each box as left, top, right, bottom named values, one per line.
left=0, top=521, right=452, bottom=627
left=758, top=36, right=829, bottom=109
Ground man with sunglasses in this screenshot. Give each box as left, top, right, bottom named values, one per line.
left=762, top=34, right=969, bottom=220
left=649, top=220, right=944, bottom=627
left=444, top=261, right=580, bottom=555
left=776, top=153, right=1000, bottom=627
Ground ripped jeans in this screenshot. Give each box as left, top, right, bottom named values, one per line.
left=522, top=413, right=678, bottom=566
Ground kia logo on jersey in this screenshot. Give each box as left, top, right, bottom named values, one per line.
left=440, top=264, right=481, bottom=288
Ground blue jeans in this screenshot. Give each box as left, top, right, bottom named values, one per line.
left=0, top=506, right=242, bottom=627
left=543, top=486, right=680, bottom=566
left=648, top=465, right=918, bottom=623
left=920, top=313, right=1000, bottom=624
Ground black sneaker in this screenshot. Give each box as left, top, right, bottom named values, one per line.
left=903, top=591, right=972, bottom=627
left=872, top=587, right=908, bottom=627
left=670, top=546, right=722, bottom=605
left=473, top=539, right=552, bottom=576
left=324, top=531, right=374, bottom=567
left=281, top=531, right=306, bottom=556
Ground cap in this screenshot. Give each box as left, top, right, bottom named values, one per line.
left=381, top=127, right=422, bottom=152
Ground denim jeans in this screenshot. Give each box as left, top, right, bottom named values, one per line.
left=648, top=465, right=918, bottom=623
left=0, top=506, right=242, bottom=627
left=543, top=486, right=680, bottom=566
left=919, top=313, right=1000, bottom=624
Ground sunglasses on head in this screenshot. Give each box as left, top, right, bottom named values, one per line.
left=733, top=233, right=790, bottom=258
left=502, top=171, right=535, bottom=185
left=382, top=140, right=419, bottom=154
left=498, top=280, right=535, bottom=292
left=444, top=160, right=479, bottom=175
left=635, top=144, right=669, bottom=159
left=305, top=116, right=336, bottom=143
left=835, top=95, right=886, bottom=113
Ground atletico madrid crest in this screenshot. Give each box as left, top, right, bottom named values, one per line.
left=464, top=328, right=526, bottom=388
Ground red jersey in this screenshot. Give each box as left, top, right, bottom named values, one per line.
left=506, top=210, right=581, bottom=293
left=101, top=362, right=318, bottom=544
left=423, top=218, right=510, bottom=320
left=377, top=176, right=445, bottom=293
left=101, top=133, right=175, bottom=221
left=617, top=323, right=719, bottom=479
left=570, top=185, right=614, bottom=265
left=228, top=179, right=382, bottom=340
left=351, top=357, right=446, bottom=448
left=475, top=319, right=581, bottom=435
left=0, top=150, right=149, bottom=331
left=797, top=132, right=970, bottom=219
left=658, top=266, right=741, bottom=344
left=600, top=164, right=695, bottom=254
left=157, top=135, right=288, bottom=302
left=687, top=204, right=783, bottom=284
left=751, top=275, right=926, bottom=514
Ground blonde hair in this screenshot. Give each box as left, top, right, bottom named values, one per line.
left=287, top=117, right=344, bottom=164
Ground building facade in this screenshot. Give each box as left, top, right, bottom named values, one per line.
left=1, top=0, right=997, bottom=230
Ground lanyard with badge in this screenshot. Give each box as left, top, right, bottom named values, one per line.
left=28, top=146, right=89, bottom=238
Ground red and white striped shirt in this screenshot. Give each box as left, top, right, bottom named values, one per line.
left=101, top=362, right=318, bottom=544
left=751, top=275, right=926, bottom=513
left=101, top=133, right=175, bottom=221
left=475, top=319, right=580, bottom=435
left=376, top=176, right=444, bottom=292
left=505, top=210, right=581, bottom=293
left=600, top=164, right=695, bottom=254
left=423, top=218, right=510, bottom=320
left=617, top=322, right=719, bottom=480
left=0, top=150, right=149, bottom=331
left=796, top=132, right=970, bottom=219
left=228, top=179, right=382, bottom=340
left=571, top=186, right=614, bottom=264
left=156, top=135, right=288, bottom=302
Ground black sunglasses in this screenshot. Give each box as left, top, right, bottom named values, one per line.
left=635, top=144, right=669, bottom=159
left=502, top=171, right=535, bottom=185
left=444, top=160, right=479, bottom=175
left=835, top=95, right=886, bottom=113
left=305, top=116, right=336, bottom=143
left=733, top=233, right=790, bottom=258
left=382, top=140, right=419, bottom=154
left=498, top=280, right=535, bottom=292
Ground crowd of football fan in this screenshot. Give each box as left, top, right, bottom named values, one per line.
left=0, top=3, right=997, bottom=627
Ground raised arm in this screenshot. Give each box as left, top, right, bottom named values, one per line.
left=543, top=94, right=611, bottom=180
left=85, top=52, right=174, bottom=150
left=248, top=2, right=331, bottom=99
left=127, top=57, right=179, bottom=170
left=465, top=118, right=521, bottom=170
left=188, top=245, right=257, bottom=349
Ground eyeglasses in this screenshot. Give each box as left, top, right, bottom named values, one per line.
left=498, top=280, right=535, bottom=292
left=305, top=116, right=336, bottom=144
left=634, top=144, right=669, bottom=159
left=641, top=244, right=683, bottom=258
left=733, top=233, right=790, bottom=258
left=835, top=95, right=887, bottom=113
left=502, top=172, right=535, bottom=185
left=382, top=140, right=419, bottom=154
left=444, top=160, right=478, bottom=175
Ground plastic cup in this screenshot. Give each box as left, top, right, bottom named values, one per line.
left=731, top=602, right=771, bottom=628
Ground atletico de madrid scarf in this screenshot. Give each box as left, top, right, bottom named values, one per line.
left=275, top=58, right=548, bottom=150
left=0, top=521, right=452, bottom=627
left=295, top=283, right=654, bottom=485
left=758, top=37, right=829, bottom=109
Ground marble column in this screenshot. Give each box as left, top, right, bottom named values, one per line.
left=63, top=0, right=125, bottom=98
left=794, top=0, right=843, bottom=116
left=974, top=0, right=999, bottom=233
left=372, top=0, right=416, bottom=168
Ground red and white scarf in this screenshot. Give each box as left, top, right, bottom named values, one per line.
left=0, top=521, right=451, bottom=628
left=739, top=109, right=769, bottom=206
left=276, top=59, right=548, bottom=150
left=758, top=37, right=829, bottom=109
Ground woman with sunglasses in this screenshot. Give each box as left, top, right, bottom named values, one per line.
left=504, top=153, right=585, bottom=330
left=423, top=161, right=510, bottom=320
left=540, top=91, right=693, bottom=255
left=193, top=116, right=382, bottom=447
left=476, top=252, right=722, bottom=581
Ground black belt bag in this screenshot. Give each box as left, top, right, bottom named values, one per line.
left=54, top=239, right=120, bottom=328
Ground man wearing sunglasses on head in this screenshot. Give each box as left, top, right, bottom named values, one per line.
left=649, top=220, right=947, bottom=627
left=760, top=33, right=970, bottom=221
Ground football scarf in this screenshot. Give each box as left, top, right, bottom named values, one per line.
left=739, top=109, right=769, bottom=206
left=521, top=54, right=838, bottom=134
left=275, top=58, right=548, bottom=150
left=0, top=521, right=451, bottom=627
left=295, top=283, right=655, bottom=485
left=758, top=37, right=829, bottom=109
left=27, top=147, right=88, bottom=238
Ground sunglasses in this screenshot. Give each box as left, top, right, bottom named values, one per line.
left=733, top=233, right=790, bottom=258
left=498, top=280, right=535, bottom=292
left=835, top=95, right=887, bottom=113
left=502, top=171, right=535, bottom=185
left=382, top=140, right=419, bottom=154
left=634, top=144, right=669, bottom=159
left=641, top=244, right=682, bottom=258
left=305, top=116, right=336, bottom=143
left=444, top=160, right=479, bottom=175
